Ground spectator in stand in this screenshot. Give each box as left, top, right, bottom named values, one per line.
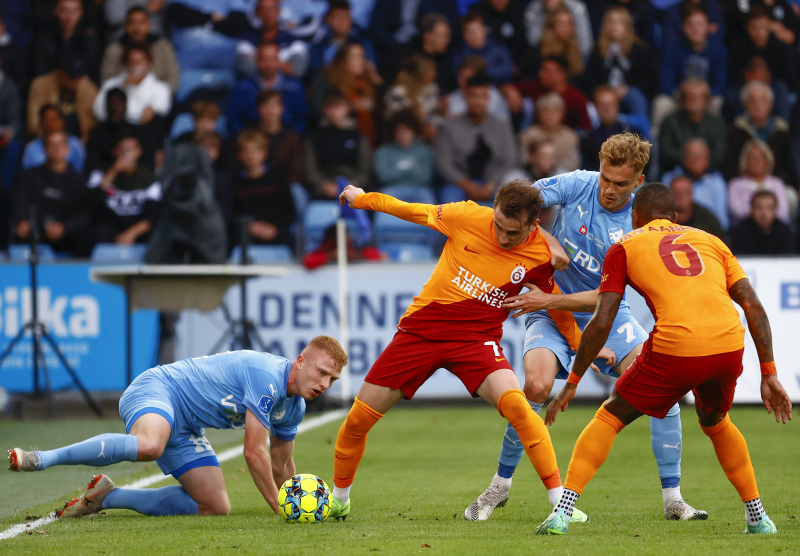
left=164, top=0, right=251, bottom=68
left=446, top=57, right=511, bottom=123
left=731, top=190, right=794, bottom=255
left=105, top=0, right=166, bottom=39
left=310, top=42, right=378, bottom=145
left=12, top=130, right=92, bottom=257
left=227, top=42, right=307, bottom=136
left=519, top=4, right=584, bottom=80
left=399, top=13, right=456, bottom=95
left=452, top=11, right=513, bottom=86
left=588, top=0, right=658, bottom=50
left=524, top=0, right=593, bottom=58
left=724, top=81, right=794, bottom=187
left=524, top=139, right=566, bottom=182
left=27, top=58, right=98, bottom=143
left=653, top=5, right=726, bottom=129
left=369, top=0, right=428, bottom=83
left=0, top=51, right=20, bottom=189
left=728, top=8, right=799, bottom=122
left=22, top=105, right=86, bottom=173
left=728, top=139, right=792, bottom=227
left=232, top=129, right=296, bottom=250
left=373, top=109, right=435, bottom=193
left=435, top=73, right=517, bottom=204
left=86, top=88, right=157, bottom=173
left=580, top=6, right=655, bottom=121
left=518, top=92, right=579, bottom=172
left=502, top=55, right=591, bottom=131
left=253, top=90, right=304, bottom=186
left=304, top=87, right=371, bottom=200
left=383, top=54, right=441, bottom=140
left=100, top=6, right=179, bottom=93
left=173, top=100, right=223, bottom=144
left=470, top=0, right=528, bottom=62
left=668, top=174, right=728, bottom=242
left=0, top=11, right=27, bottom=90
left=309, top=0, right=378, bottom=82
left=30, top=0, right=100, bottom=81
left=661, top=138, right=729, bottom=230
left=658, top=78, right=727, bottom=177
left=661, top=0, right=725, bottom=50
left=241, top=0, right=310, bottom=78
left=94, top=43, right=172, bottom=126
left=87, top=132, right=161, bottom=245
left=194, top=131, right=232, bottom=229
left=726, top=0, right=800, bottom=47
left=580, top=85, right=645, bottom=171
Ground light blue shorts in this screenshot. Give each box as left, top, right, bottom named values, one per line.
left=119, top=369, right=220, bottom=477
left=523, top=303, right=649, bottom=379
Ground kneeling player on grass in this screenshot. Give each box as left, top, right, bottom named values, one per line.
left=536, top=183, right=792, bottom=535
left=328, top=181, right=584, bottom=521
left=467, top=133, right=704, bottom=523
left=8, top=337, right=346, bottom=519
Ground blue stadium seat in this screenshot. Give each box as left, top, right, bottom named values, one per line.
left=302, top=201, right=365, bottom=253
left=229, top=244, right=294, bottom=264
left=169, top=113, right=228, bottom=140
left=90, top=243, right=148, bottom=263
left=373, top=211, right=441, bottom=248
left=8, top=244, right=57, bottom=262
left=175, top=69, right=236, bottom=103
left=381, top=242, right=435, bottom=263
left=380, top=185, right=437, bottom=205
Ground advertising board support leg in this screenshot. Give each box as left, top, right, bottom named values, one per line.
left=336, top=218, right=351, bottom=406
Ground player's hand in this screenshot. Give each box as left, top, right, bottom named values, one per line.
left=761, top=374, right=792, bottom=424
left=590, top=347, right=617, bottom=373
left=339, top=185, right=364, bottom=208
left=545, top=383, right=576, bottom=425
left=504, top=283, right=552, bottom=316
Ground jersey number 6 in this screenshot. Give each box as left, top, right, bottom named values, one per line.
left=658, top=234, right=705, bottom=277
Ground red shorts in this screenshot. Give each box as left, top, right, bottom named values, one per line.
left=365, top=330, right=512, bottom=399
left=615, top=339, right=744, bottom=419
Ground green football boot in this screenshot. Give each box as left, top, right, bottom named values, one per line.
left=329, top=495, right=350, bottom=521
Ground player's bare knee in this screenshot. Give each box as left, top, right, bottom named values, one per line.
left=199, top=495, right=230, bottom=515
left=135, top=439, right=165, bottom=461
left=523, top=378, right=551, bottom=404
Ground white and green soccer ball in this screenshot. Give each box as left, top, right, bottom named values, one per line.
left=277, top=474, right=331, bottom=523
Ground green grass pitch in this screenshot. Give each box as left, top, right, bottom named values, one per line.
left=1, top=404, right=797, bottom=554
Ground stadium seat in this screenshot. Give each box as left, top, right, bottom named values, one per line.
left=380, top=185, right=437, bottom=205
left=229, top=244, right=294, bottom=264
left=90, top=243, right=148, bottom=264
left=169, top=113, right=229, bottom=140
left=175, top=69, right=236, bottom=103
left=381, top=242, right=435, bottom=263
left=302, top=201, right=365, bottom=253
left=8, top=244, right=57, bottom=262
left=373, top=211, right=441, bottom=249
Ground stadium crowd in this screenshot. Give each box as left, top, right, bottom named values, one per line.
left=2, top=0, right=800, bottom=262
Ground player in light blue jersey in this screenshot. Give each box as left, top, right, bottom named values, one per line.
left=8, top=336, right=347, bottom=519
left=465, top=133, right=707, bottom=523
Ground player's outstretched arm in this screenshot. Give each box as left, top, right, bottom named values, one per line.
left=339, top=185, right=366, bottom=208
left=244, top=409, right=281, bottom=514
left=504, top=285, right=599, bottom=316
left=269, top=436, right=296, bottom=488
left=339, top=184, right=433, bottom=226
left=729, top=278, right=793, bottom=423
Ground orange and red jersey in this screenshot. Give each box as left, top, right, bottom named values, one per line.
left=354, top=193, right=582, bottom=347
left=600, top=219, right=748, bottom=357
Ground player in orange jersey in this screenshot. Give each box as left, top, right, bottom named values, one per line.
left=536, top=182, right=792, bottom=536
left=328, top=180, right=612, bottom=521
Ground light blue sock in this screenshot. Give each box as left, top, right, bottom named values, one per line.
left=36, top=434, right=139, bottom=470
left=102, top=486, right=199, bottom=516
left=650, top=403, right=682, bottom=488
left=497, top=401, right=543, bottom=477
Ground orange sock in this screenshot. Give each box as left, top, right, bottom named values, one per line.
left=700, top=415, right=759, bottom=502
left=333, top=397, right=384, bottom=488
left=497, top=389, right=561, bottom=489
left=564, top=404, right=625, bottom=495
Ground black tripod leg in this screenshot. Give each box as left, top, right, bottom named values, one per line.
left=41, top=331, right=103, bottom=418
left=37, top=341, right=56, bottom=418
left=0, top=323, right=31, bottom=365
left=245, top=322, right=268, bottom=352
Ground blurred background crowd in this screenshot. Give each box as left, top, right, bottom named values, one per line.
left=2, top=0, right=800, bottom=265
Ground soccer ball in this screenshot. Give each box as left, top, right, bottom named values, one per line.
left=277, top=474, right=331, bottom=523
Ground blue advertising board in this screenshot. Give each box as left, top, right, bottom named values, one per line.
left=0, top=263, right=159, bottom=392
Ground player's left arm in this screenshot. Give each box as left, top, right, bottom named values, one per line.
left=729, top=278, right=793, bottom=423
left=244, top=409, right=281, bottom=514
left=269, top=435, right=296, bottom=488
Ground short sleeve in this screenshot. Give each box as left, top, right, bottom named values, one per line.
left=599, top=243, right=628, bottom=295
left=269, top=400, right=306, bottom=441
left=719, top=239, right=748, bottom=290
left=533, top=172, right=577, bottom=209
left=241, top=370, right=285, bottom=432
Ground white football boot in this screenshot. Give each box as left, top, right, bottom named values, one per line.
left=58, top=475, right=117, bottom=519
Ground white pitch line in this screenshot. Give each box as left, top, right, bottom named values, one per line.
left=0, top=409, right=346, bottom=541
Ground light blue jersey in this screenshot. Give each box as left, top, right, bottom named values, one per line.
left=119, top=350, right=305, bottom=477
